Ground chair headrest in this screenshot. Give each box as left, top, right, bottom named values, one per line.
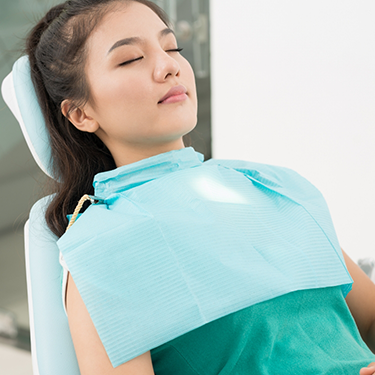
left=1, top=56, right=54, bottom=178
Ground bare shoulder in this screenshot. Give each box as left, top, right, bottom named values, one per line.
left=66, top=273, right=155, bottom=375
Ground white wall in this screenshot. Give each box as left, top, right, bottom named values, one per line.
left=210, top=1, right=375, bottom=262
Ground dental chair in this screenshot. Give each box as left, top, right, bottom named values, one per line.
left=3, top=56, right=375, bottom=375
left=1, top=56, right=81, bottom=374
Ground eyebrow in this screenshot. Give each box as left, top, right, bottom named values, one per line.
left=107, top=28, right=176, bottom=55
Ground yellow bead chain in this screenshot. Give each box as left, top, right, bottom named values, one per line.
left=65, top=194, right=92, bottom=232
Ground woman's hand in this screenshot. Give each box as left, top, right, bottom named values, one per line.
left=342, top=250, right=375, bottom=352
left=359, top=363, right=375, bottom=375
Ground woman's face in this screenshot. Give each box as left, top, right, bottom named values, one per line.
left=80, top=1, right=198, bottom=165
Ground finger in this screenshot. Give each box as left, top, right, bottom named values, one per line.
left=359, top=366, right=375, bottom=375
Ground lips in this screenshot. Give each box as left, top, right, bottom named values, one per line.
left=158, top=85, right=187, bottom=104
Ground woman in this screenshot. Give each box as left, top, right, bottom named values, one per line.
left=26, top=0, right=375, bottom=373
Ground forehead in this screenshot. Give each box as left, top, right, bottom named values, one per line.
left=87, top=2, right=168, bottom=50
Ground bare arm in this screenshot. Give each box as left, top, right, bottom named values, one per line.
left=342, top=250, right=375, bottom=353
left=66, top=273, right=156, bottom=375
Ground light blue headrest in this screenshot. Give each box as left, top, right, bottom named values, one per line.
left=1, top=56, right=53, bottom=178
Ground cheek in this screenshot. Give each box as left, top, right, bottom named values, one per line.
left=182, top=57, right=195, bottom=77
left=91, top=72, right=151, bottom=110
left=181, top=60, right=197, bottom=98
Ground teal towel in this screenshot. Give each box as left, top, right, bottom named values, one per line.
left=151, top=287, right=375, bottom=374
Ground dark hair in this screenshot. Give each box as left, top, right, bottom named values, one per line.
left=26, top=0, right=170, bottom=237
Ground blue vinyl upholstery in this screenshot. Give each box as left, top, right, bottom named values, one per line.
left=26, top=197, right=80, bottom=374
left=1, top=56, right=80, bottom=374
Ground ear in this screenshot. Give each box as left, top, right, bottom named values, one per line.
left=61, top=99, right=99, bottom=133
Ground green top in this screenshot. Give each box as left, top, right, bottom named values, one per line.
left=151, top=286, right=375, bottom=374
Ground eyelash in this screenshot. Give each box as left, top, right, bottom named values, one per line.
left=119, top=48, right=183, bottom=66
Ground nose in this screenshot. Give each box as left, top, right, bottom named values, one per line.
left=153, top=50, right=181, bottom=82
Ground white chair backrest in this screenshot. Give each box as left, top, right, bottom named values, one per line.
left=1, top=56, right=80, bottom=374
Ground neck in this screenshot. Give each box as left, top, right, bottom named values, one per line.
left=110, top=138, right=186, bottom=167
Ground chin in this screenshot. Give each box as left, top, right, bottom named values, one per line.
left=162, top=118, right=197, bottom=137
left=185, top=121, right=197, bottom=135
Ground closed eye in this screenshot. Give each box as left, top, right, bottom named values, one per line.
left=166, top=48, right=183, bottom=53
left=119, top=48, right=183, bottom=66
left=119, top=56, right=143, bottom=66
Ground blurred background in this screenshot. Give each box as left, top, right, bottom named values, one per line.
left=1, top=0, right=375, bottom=374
